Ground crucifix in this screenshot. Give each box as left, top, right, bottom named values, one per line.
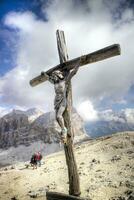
left=30, top=30, right=120, bottom=198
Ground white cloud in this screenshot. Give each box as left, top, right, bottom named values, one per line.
left=95, top=108, right=134, bottom=124
left=77, top=100, right=98, bottom=121
left=0, top=106, right=11, bottom=117
left=98, top=109, right=124, bottom=122
left=4, top=11, right=36, bottom=32
left=124, top=108, right=134, bottom=123
left=0, top=0, right=134, bottom=115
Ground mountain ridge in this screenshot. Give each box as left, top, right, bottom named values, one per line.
left=85, top=109, right=134, bottom=137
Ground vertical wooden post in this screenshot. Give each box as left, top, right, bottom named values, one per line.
left=56, top=30, right=80, bottom=196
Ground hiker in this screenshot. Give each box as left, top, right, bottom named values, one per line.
left=30, top=153, right=37, bottom=169
left=36, top=152, right=42, bottom=167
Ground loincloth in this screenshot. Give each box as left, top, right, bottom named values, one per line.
left=54, top=95, right=66, bottom=111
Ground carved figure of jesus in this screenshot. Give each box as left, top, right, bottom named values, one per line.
left=41, top=60, right=81, bottom=143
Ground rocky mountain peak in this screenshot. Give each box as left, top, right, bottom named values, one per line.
left=24, top=108, right=44, bottom=122
left=0, top=111, right=29, bottom=131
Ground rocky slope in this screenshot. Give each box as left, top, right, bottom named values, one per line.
left=0, top=111, right=29, bottom=148
left=0, top=132, right=133, bottom=200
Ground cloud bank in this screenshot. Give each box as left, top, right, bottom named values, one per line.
left=0, top=0, right=134, bottom=120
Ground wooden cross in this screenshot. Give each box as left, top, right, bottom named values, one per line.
left=30, top=30, right=121, bottom=197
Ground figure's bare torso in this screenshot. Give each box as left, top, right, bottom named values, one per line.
left=54, top=80, right=66, bottom=110
left=54, top=80, right=66, bottom=95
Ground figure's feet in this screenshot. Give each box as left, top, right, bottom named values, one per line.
left=61, top=127, right=67, bottom=144
left=62, top=127, right=67, bottom=134
left=61, top=136, right=67, bottom=144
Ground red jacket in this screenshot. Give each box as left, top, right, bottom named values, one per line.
left=36, top=153, right=42, bottom=161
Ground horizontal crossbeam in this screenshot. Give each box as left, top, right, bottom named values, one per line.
left=30, top=44, right=120, bottom=87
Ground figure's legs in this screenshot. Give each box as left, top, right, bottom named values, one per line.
left=56, top=105, right=67, bottom=143
left=56, top=105, right=65, bottom=130
left=38, top=160, right=41, bottom=167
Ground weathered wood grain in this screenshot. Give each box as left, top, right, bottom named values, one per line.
left=56, top=30, right=69, bottom=63
left=56, top=30, right=80, bottom=196
left=30, top=44, right=120, bottom=87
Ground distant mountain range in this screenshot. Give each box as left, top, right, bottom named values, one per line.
left=0, top=108, right=88, bottom=149
left=1, top=107, right=134, bottom=149
left=85, top=109, right=134, bottom=137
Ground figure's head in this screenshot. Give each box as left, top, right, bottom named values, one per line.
left=51, top=70, right=64, bottom=82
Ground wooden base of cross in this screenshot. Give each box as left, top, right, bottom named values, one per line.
left=46, top=192, right=88, bottom=200
left=30, top=29, right=120, bottom=199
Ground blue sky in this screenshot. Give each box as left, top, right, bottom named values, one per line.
left=0, top=0, right=46, bottom=75
left=0, top=0, right=134, bottom=119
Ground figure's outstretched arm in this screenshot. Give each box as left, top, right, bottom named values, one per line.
left=66, top=55, right=85, bottom=83
left=41, top=72, right=54, bottom=84
left=66, top=62, right=80, bottom=82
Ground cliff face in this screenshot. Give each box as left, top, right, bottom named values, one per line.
left=0, top=108, right=88, bottom=149
left=0, top=111, right=29, bottom=148
left=0, top=111, right=29, bottom=131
